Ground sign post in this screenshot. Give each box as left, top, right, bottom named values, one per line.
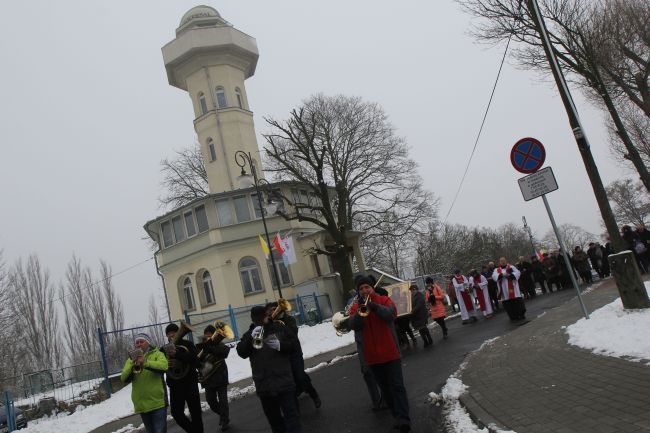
left=512, top=139, right=589, bottom=319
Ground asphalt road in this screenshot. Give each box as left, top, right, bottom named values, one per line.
left=162, top=286, right=589, bottom=433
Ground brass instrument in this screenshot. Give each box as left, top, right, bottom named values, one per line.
left=197, top=320, right=234, bottom=384
left=332, top=274, right=384, bottom=335
left=164, top=321, right=193, bottom=380
left=253, top=298, right=292, bottom=350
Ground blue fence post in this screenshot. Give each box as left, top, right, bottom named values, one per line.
left=183, top=311, right=194, bottom=342
left=296, top=294, right=306, bottom=324
left=4, top=390, right=16, bottom=432
left=228, top=304, right=239, bottom=340
left=97, top=327, right=112, bottom=397
left=312, top=292, right=322, bottom=323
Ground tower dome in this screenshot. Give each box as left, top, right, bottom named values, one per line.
left=177, top=5, right=227, bottom=35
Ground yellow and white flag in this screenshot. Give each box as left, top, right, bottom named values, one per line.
left=259, top=234, right=270, bottom=259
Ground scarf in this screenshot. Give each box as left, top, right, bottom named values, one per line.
left=496, top=265, right=515, bottom=299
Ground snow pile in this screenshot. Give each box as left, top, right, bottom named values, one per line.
left=433, top=337, right=516, bottom=433
left=19, top=321, right=353, bottom=433
left=566, top=283, right=650, bottom=363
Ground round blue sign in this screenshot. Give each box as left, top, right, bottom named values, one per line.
left=510, top=137, right=546, bottom=174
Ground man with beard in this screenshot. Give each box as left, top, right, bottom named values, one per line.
left=492, top=257, right=525, bottom=321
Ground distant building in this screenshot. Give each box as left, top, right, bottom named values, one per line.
left=144, top=6, right=365, bottom=321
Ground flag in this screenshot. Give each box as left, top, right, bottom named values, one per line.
left=279, top=235, right=298, bottom=265
left=259, top=234, right=270, bottom=259
left=536, top=250, right=545, bottom=262
left=273, top=232, right=284, bottom=255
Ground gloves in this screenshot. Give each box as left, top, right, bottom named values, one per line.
left=265, top=335, right=281, bottom=351
left=251, top=326, right=263, bottom=339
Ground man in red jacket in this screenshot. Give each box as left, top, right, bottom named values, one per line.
left=349, top=275, right=410, bottom=433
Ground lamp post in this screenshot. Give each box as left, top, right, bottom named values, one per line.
left=234, top=150, right=283, bottom=298
left=522, top=216, right=536, bottom=258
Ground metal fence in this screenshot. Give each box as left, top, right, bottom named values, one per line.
left=0, top=360, right=105, bottom=411
left=97, top=293, right=332, bottom=388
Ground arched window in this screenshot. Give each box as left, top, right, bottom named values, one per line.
left=235, top=87, right=243, bottom=109
left=207, top=138, right=217, bottom=162
left=215, top=86, right=227, bottom=109
left=202, top=271, right=216, bottom=305
left=198, top=92, right=208, bottom=115
left=182, top=277, right=196, bottom=311
left=268, top=251, right=293, bottom=287
left=239, top=257, right=264, bottom=295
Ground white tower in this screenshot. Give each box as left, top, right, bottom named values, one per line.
left=162, top=5, right=262, bottom=193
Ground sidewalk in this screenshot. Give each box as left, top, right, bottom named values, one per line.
left=459, top=279, right=650, bottom=433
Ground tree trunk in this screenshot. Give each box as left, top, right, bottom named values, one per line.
left=608, top=251, right=650, bottom=309
left=332, top=247, right=355, bottom=308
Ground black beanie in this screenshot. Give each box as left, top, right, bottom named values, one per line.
left=425, top=277, right=433, bottom=284
left=251, top=305, right=267, bottom=323
left=355, top=275, right=374, bottom=290
left=204, top=325, right=216, bottom=334
left=165, top=323, right=179, bottom=334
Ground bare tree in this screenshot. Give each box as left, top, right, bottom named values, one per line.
left=541, top=223, right=595, bottom=250
left=457, top=0, right=650, bottom=191
left=263, top=94, right=436, bottom=302
left=609, top=100, right=650, bottom=166
left=147, top=294, right=166, bottom=347
left=606, top=178, right=650, bottom=227
left=100, top=260, right=124, bottom=332
left=62, top=256, right=97, bottom=362
left=159, top=142, right=209, bottom=210
left=9, top=255, right=61, bottom=370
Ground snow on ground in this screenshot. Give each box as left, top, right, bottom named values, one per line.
left=14, top=378, right=104, bottom=407
left=18, top=321, right=353, bottom=433
left=566, top=282, right=650, bottom=363
left=431, top=337, right=516, bottom=433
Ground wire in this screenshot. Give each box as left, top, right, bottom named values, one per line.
left=443, top=35, right=512, bottom=223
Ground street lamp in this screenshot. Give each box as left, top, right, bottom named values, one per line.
left=234, top=150, right=283, bottom=298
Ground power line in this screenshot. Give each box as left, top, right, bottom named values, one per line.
left=443, top=36, right=512, bottom=223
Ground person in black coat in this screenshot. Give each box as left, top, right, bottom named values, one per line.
left=237, top=306, right=303, bottom=433
left=485, top=262, right=500, bottom=311
left=516, top=256, right=536, bottom=299
left=164, top=323, right=204, bottom=433
left=196, top=325, right=231, bottom=431
left=530, top=256, right=548, bottom=294
left=409, top=285, right=432, bottom=347
left=265, top=302, right=321, bottom=409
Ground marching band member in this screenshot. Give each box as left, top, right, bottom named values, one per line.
left=469, top=269, right=494, bottom=318
left=409, top=284, right=433, bottom=347
left=120, top=333, right=168, bottom=433
left=492, top=256, right=526, bottom=321
left=164, top=324, right=203, bottom=433
left=452, top=270, right=478, bottom=324
left=349, top=275, right=411, bottom=433
left=237, top=306, right=303, bottom=433
left=196, top=325, right=231, bottom=431
left=265, top=302, right=321, bottom=409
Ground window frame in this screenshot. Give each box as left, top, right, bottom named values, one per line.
left=215, top=86, right=227, bottom=109
left=235, top=87, right=243, bottom=109
left=198, top=92, right=208, bottom=115
left=182, top=277, right=196, bottom=311
left=207, top=138, right=217, bottom=162
left=201, top=270, right=216, bottom=306
left=239, top=257, right=265, bottom=295
left=268, top=251, right=293, bottom=288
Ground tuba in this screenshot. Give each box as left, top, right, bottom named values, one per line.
left=163, top=321, right=193, bottom=380
left=254, top=299, right=292, bottom=349
left=197, top=321, right=234, bottom=384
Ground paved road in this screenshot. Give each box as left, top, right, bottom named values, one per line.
left=157, top=286, right=588, bottom=433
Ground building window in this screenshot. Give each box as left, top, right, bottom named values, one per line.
left=207, top=138, right=217, bottom=162
left=184, top=211, right=197, bottom=237
left=251, top=193, right=264, bottom=219
left=215, top=86, right=227, bottom=109
left=172, top=215, right=186, bottom=243
left=235, top=87, right=243, bottom=109
left=268, top=251, right=293, bottom=287
left=182, top=277, right=196, bottom=311
left=202, top=271, right=215, bottom=305
left=311, top=255, right=322, bottom=277
left=195, top=205, right=209, bottom=232
left=161, top=221, right=174, bottom=248
left=215, top=199, right=234, bottom=226
left=198, top=92, right=208, bottom=115
left=233, top=195, right=251, bottom=222
left=239, top=257, right=264, bottom=295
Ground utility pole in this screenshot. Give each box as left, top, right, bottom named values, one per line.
left=522, top=216, right=536, bottom=258
left=525, top=0, right=649, bottom=309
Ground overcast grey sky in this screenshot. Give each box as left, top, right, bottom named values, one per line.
left=0, top=1, right=627, bottom=325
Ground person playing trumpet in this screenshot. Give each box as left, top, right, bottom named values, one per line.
left=120, top=333, right=169, bottom=433
left=164, top=323, right=203, bottom=433
left=349, top=276, right=411, bottom=433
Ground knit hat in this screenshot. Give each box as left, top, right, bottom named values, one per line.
left=165, top=323, right=179, bottom=334
left=251, top=305, right=267, bottom=324
left=204, top=325, right=216, bottom=334
left=355, top=275, right=374, bottom=290
left=134, top=333, right=151, bottom=344
left=425, top=277, right=433, bottom=284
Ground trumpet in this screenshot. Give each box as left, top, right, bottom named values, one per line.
left=253, top=298, right=292, bottom=350
left=357, top=295, right=371, bottom=317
